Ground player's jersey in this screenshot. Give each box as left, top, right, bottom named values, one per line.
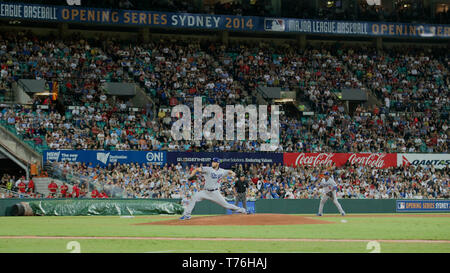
left=202, top=167, right=227, bottom=190
left=320, top=177, right=337, bottom=194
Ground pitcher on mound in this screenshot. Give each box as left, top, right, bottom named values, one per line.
left=179, top=158, right=248, bottom=220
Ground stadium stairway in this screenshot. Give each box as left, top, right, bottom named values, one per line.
left=132, top=83, right=157, bottom=117
left=0, top=126, right=42, bottom=179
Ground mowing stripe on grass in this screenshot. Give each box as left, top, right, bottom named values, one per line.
left=1, top=236, right=449, bottom=244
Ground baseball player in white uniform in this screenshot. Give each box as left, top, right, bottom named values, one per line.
left=179, top=158, right=248, bottom=220
left=317, top=172, right=346, bottom=216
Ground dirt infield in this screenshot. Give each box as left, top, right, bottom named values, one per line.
left=137, top=214, right=334, bottom=226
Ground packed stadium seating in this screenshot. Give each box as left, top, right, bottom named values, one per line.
left=0, top=1, right=449, bottom=201
left=2, top=161, right=447, bottom=200
left=1, top=31, right=448, bottom=154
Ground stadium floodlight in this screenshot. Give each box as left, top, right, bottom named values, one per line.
left=66, top=0, right=81, bottom=5
left=366, top=0, right=381, bottom=5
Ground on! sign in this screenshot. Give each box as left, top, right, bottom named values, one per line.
left=146, top=152, right=165, bottom=163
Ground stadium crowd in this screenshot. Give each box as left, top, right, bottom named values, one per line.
left=2, top=97, right=448, bottom=153
left=0, top=174, right=41, bottom=198
left=0, top=31, right=449, bottom=200
left=19, top=161, right=447, bottom=201
left=1, top=32, right=448, bottom=153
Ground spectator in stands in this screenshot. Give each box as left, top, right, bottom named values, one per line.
left=13, top=176, right=25, bottom=192
left=17, top=179, right=27, bottom=195
left=0, top=174, right=9, bottom=187
left=48, top=180, right=58, bottom=197
left=6, top=177, right=13, bottom=192
left=99, top=190, right=108, bottom=198
left=91, top=187, right=100, bottom=198
left=72, top=183, right=80, bottom=198
left=60, top=183, right=69, bottom=198
left=27, top=177, right=35, bottom=194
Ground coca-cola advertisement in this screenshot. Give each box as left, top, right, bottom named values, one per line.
left=283, top=153, right=397, bottom=169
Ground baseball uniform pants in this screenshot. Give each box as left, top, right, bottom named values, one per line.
left=183, top=190, right=246, bottom=217
left=318, top=190, right=345, bottom=215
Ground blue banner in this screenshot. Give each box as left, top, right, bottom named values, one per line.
left=0, top=2, right=261, bottom=32
left=43, top=150, right=166, bottom=167
left=167, top=152, right=284, bottom=169
left=227, top=201, right=255, bottom=214
left=283, top=18, right=450, bottom=38
left=396, top=200, right=450, bottom=212
left=0, top=2, right=449, bottom=38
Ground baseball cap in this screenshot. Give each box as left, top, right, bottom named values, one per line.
left=212, top=157, right=220, bottom=163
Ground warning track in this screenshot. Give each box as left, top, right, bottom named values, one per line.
left=0, top=236, right=449, bottom=244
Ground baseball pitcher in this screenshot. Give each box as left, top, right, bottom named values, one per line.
left=179, top=158, right=248, bottom=220
left=317, top=172, right=346, bottom=216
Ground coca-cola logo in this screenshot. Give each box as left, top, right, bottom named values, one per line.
left=348, top=153, right=386, bottom=168
left=295, top=153, right=335, bottom=167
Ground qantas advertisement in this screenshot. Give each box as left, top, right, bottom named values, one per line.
left=398, top=154, right=450, bottom=169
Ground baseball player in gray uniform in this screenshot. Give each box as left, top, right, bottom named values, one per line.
left=179, top=157, right=247, bottom=220
left=317, top=172, right=346, bottom=216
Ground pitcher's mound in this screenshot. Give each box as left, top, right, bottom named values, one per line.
left=138, top=214, right=334, bottom=226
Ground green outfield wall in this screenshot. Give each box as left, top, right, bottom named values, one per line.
left=1, top=199, right=449, bottom=216
left=255, top=199, right=398, bottom=214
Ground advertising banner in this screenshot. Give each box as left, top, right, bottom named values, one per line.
left=284, top=18, right=450, bottom=38
left=227, top=201, right=255, bottom=214
left=41, top=150, right=450, bottom=170
left=0, top=2, right=448, bottom=38
left=398, top=154, right=450, bottom=169
left=396, top=200, right=450, bottom=212
left=283, top=153, right=397, bottom=169
left=0, top=2, right=260, bottom=31
left=43, top=150, right=166, bottom=166
left=167, top=152, right=283, bottom=169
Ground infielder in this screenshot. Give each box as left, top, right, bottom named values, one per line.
left=317, top=172, right=346, bottom=216
left=179, top=158, right=248, bottom=220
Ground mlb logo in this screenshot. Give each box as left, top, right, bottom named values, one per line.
left=264, top=18, right=285, bottom=32
left=66, top=0, right=81, bottom=5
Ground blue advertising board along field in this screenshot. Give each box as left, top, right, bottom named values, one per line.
left=43, top=150, right=166, bottom=167
left=166, top=152, right=284, bottom=169
left=396, top=200, right=450, bottom=212
left=227, top=201, right=255, bottom=214
left=43, top=150, right=281, bottom=169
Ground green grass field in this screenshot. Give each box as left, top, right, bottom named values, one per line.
left=0, top=214, right=449, bottom=253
